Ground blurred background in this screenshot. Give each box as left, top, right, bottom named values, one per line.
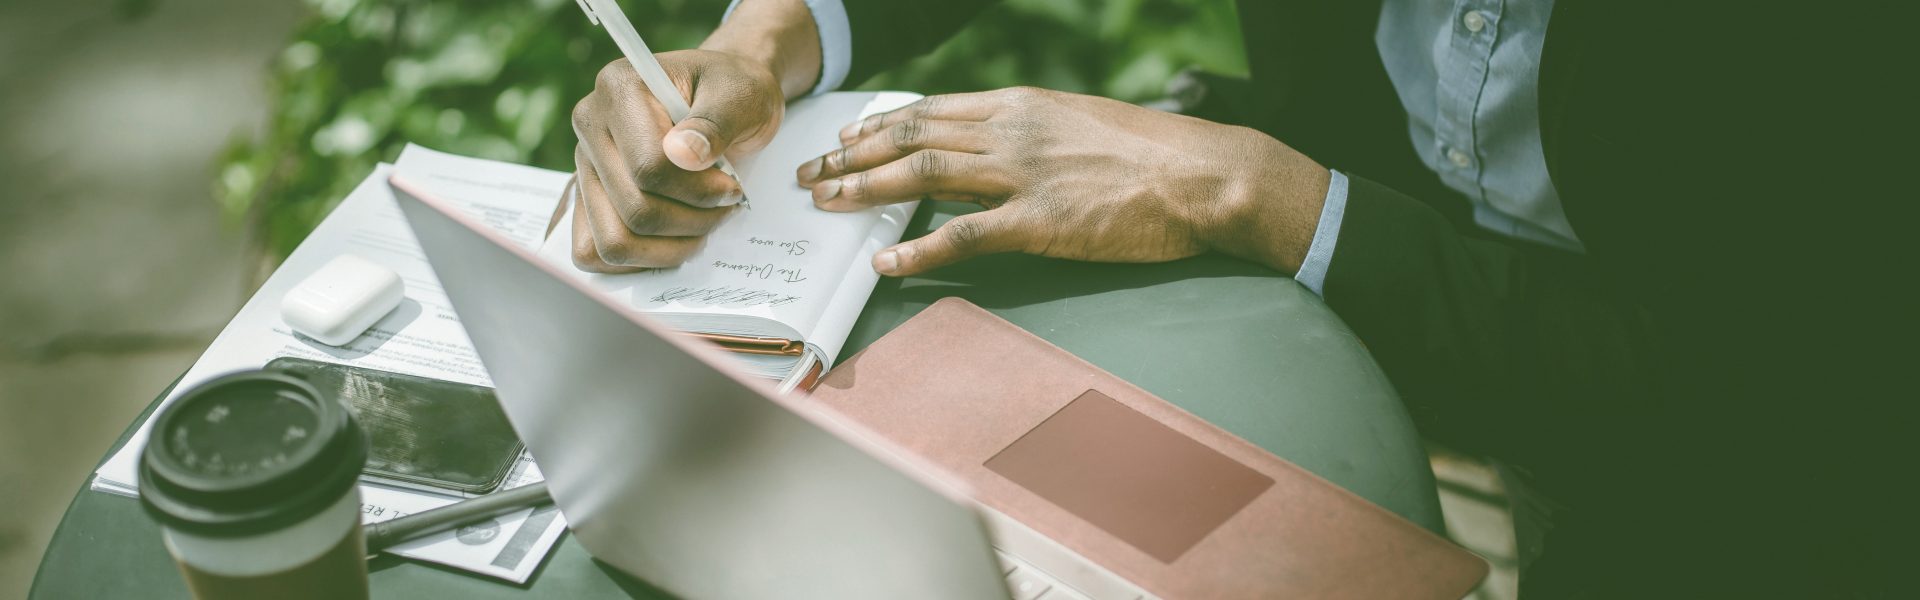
left=0, top=0, right=1509, bottom=597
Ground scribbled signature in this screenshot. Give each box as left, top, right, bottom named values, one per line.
left=649, top=286, right=804, bottom=308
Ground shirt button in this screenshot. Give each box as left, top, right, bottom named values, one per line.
left=1447, top=148, right=1472, bottom=168
left=1463, top=11, right=1488, bottom=33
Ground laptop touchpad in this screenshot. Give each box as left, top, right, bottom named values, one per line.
left=985, top=389, right=1274, bottom=563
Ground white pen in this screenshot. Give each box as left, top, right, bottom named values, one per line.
left=576, top=0, right=747, bottom=205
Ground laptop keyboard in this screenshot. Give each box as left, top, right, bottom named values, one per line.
left=994, top=548, right=1151, bottom=600
left=980, top=503, right=1156, bottom=600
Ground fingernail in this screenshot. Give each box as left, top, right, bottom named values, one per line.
left=839, top=121, right=861, bottom=142
left=797, top=158, right=822, bottom=183
left=813, top=179, right=842, bottom=203
left=894, top=245, right=917, bottom=271
left=874, top=249, right=899, bottom=275
left=670, top=130, right=712, bottom=164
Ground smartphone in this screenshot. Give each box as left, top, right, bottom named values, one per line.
left=265, top=357, right=524, bottom=497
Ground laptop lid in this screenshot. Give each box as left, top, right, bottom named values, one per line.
left=389, top=175, right=1008, bottom=599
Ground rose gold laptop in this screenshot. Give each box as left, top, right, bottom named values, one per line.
left=810, top=298, right=1489, bottom=598
left=392, top=174, right=1485, bottom=599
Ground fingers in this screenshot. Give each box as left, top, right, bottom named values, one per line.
left=590, top=145, right=736, bottom=236
left=804, top=89, right=1042, bottom=210
left=578, top=124, right=734, bottom=236
left=575, top=146, right=707, bottom=268
left=872, top=211, right=1026, bottom=277
left=570, top=185, right=644, bottom=274
left=838, top=92, right=1002, bottom=145
left=812, top=150, right=1008, bottom=212
left=797, top=120, right=992, bottom=186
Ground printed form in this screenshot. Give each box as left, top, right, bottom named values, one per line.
left=93, top=148, right=574, bottom=582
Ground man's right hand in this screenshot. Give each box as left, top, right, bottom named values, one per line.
left=568, top=50, right=785, bottom=272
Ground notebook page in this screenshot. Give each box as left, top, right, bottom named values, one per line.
left=537, top=92, right=921, bottom=352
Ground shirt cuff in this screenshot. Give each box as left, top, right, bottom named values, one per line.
left=724, top=0, right=851, bottom=96
left=1292, top=169, right=1349, bottom=297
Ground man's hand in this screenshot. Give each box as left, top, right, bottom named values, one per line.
left=570, top=51, right=782, bottom=272
left=568, top=0, right=819, bottom=273
left=794, top=87, right=1332, bottom=277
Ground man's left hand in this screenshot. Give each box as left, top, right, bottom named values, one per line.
left=796, top=87, right=1331, bottom=276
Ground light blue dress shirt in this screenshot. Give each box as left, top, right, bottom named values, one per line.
left=1299, top=0, right=1575, bottom=294
left=735, top=0, right=1575, bottom=296
left=724, top=0, right=853, bottom=97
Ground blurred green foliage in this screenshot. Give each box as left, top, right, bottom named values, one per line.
left=217, top=0, right=1245, bottom=258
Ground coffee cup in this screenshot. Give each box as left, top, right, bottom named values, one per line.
left=139, top=370, right=370, bottom=600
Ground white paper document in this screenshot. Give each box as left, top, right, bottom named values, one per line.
left=92, top=149, right=574, bottom=582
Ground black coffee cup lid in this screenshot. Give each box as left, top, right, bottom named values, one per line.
left=140, top=369, right=367, bottom=537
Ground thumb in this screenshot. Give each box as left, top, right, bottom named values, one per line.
left=662, top=79, right=773, bottom=172
left=663, top=116, right=728, bottom=172
left=873, top=212, right=1024, bottom=277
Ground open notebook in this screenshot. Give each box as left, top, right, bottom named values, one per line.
left=535, top=91, right=922, bottom=382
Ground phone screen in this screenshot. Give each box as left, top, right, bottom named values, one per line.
left=266, top=357, right=524, bottom=496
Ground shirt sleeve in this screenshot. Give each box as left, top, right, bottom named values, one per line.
left=724, top=0, right=852, bottom=96
left=1292, top=169, right=1349, bottom=296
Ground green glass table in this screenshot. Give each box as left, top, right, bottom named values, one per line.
left=33, top=205, right=1441, bottom=598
